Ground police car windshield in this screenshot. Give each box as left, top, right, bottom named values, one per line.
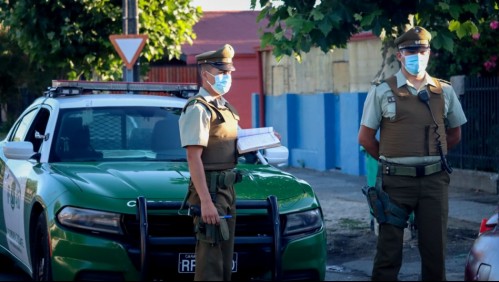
left=50, top=106, right=186, bottom=162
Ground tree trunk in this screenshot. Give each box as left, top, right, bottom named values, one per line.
left=371, top=19, right=414, bottom=83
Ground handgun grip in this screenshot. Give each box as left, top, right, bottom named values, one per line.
left=188, top=205, right=201, bottom=216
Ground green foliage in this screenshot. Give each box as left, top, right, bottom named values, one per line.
left=255, top=0, right=360, bottom=61
left=0, top=0, right=201, bottom=80
left=0, top=0, right=200, bottom=126
left=429, top=17, right=499, bottom=79
left=0, top=30, right=59, bottom=124
left=139, top=0, right=201, bottom=62
left=254, top=0, right=498, bottom=72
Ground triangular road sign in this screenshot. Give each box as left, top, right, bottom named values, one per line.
left=109, top=34, right=148, bottom=69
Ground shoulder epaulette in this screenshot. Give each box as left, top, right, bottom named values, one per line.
left=182, top=96, right=206, bottom=113
left=371, top=80, right=383, bottom=86
left=182, top=96, right=222, bottom=123
left=185, top=99, right=198, bottom=107
left=436, top=78, right=451, bottom=85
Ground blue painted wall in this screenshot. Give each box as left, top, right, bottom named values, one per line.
left=253, top=92, right=368, bottom=176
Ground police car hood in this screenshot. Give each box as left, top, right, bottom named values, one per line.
left=50, top=162, right=316, bottom=205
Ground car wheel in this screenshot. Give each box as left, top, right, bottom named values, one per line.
left=32, top=212, right=52, bottom=281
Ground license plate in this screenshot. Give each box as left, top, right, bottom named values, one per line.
left=178, top=252, right=238, bottom=273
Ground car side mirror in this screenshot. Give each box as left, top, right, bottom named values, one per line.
left=263, top=146, right=289, bottom=167
left=3, top=141, right=37, bottom=160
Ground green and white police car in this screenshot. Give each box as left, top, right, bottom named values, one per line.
left=0, top=81, right=327, bottom=281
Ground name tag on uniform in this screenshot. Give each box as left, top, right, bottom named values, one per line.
left=387, top=96, right=396, bottom=103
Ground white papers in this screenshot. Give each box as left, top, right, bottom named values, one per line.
left=237, top=127, right=281, bottom=154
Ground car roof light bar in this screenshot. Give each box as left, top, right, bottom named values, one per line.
left=52, top=80, right=198, bottom=92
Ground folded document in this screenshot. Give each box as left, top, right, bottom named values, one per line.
left=237, top=126, right=281, bottom=154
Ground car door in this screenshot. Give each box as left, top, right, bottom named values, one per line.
left=0, top=106, right=50, bottom=267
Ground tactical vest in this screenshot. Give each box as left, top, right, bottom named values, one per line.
left=183, top=95, right=240, bottom=170
left=379, top=76, right=447, bottom=157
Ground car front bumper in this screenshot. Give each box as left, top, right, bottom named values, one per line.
left=50, top=225, right=327, bottom=281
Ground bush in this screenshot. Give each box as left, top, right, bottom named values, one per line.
left=429, top=18, right=499, bottom=79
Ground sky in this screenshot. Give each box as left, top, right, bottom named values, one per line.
left=190, top=0, right=262, bottom=11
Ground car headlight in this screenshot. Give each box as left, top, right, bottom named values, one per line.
left=283, top=209, right=323, bottom=236
left=57, top=207, right=123, bottom=235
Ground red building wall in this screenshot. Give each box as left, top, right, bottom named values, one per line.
left=145, top=11, right=264, bottom=129
left=145, top=54, right=260, bottom=129
left=225, top=54, right=260, bottom=129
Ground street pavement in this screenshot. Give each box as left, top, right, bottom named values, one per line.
left=280, top=166, right=498, bottom=281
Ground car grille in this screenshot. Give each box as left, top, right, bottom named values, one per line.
left=122, top=214, right=194, bottom=240
left=121, top=213, right=275, bottom=241
left=121, top=213, right=278, bottom=280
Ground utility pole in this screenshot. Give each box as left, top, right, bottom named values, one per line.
left=122, top=0, right=139, bottom=82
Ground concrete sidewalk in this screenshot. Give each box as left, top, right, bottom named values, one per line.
left=280, top=166, right=498, bottom=281
left=282, top=166, right=498, bottom=230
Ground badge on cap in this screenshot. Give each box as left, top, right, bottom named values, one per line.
left=394, top=26, right=431, bottom=50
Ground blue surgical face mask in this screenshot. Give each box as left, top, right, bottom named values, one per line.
left=206, top=71, right=232, bottom=95
left=403, top=53, right=429, bottom=76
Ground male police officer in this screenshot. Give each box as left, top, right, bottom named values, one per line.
left=179, top=44, right=240, bottom=281
left=358, top=26, right=467, bottom=281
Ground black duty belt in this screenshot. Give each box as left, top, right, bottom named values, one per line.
left=381, top=161, right=443, bottom=177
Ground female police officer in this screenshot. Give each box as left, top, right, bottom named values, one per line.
left=179, top=44, right=240, bottom=281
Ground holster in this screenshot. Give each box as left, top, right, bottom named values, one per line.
left=205, top=169, right=243, bottom=190
left=194, top=216, right=230, bottom=245
left=205, top=169, right=242, bottom=202
left=362, top=163, right=409, bottom=229
left=189, top=169, right=241, bottom=245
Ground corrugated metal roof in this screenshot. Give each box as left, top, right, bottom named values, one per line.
left=181, top=11, right=266, bottom=57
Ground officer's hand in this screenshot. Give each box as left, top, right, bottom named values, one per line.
left=201, top=201, right=220, bottom=225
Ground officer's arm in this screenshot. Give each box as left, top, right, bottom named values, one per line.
left=446, top=126, right=462, bottom=150
left=186, top=145, right=220, bottom=225
left=358, top=125, right=379, bottom=160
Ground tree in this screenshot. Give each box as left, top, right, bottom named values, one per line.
left=0, top=28, right=60, bottom=128
left=0, top=0, right=202, bottom=80
left=432, top=17, right=499, bottom=77
left=251, top=0, right=499, bottom=79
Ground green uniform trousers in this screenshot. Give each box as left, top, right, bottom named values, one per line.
left=372, top=170, right=450, bottom=281
left=187, top=180, right=236, bottom=281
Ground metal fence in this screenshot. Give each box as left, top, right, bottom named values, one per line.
left=447, top=76, right=499, bottom=173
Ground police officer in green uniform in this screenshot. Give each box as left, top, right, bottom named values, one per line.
left=358, top=26, right=467, bottom=281
left=179, top=44, right=240, bottom=281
